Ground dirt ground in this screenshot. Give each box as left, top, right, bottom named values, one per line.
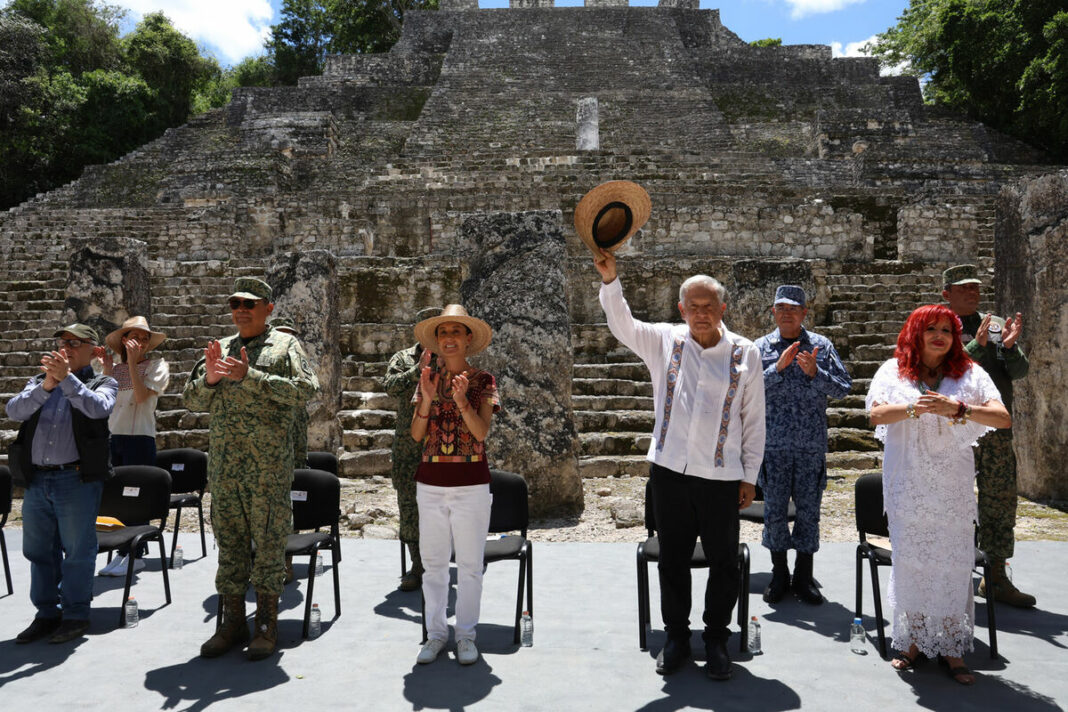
left=8, top=469, right=1065, bottom=545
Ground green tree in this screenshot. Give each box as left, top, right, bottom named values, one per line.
left=3, top=0, right=124, bottom=75
left=124, top=11, right=218, bottom=130
left=750, top=38, right=782, bottom=48
left=873, top=0, right=1067, bottom=160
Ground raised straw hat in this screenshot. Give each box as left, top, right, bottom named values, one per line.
left=574, top=180, right=651, bottom=255
left=413, top=304, right=492, bottom=357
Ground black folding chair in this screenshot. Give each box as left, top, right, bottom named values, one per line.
left=0, top=465, right=13, bottom=595
left=289, top=468, right=342, bottom=639
left=156, top=448, right=208, bottom=567
left=306, top=451, right=338, bottom=475
left=637, top=479, right=751, bottom=653
left=738, top=482, right=796, bottom=524
left=421, top=469, right=534, bottom=646
left=854, top=471, right=998, bottom=659
left=97, top=465, right=173, bottom=627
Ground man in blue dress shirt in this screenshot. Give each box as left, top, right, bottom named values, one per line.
left=755, top=286, right=851, bottom=605
left=6, top=323, right=117, bottom=643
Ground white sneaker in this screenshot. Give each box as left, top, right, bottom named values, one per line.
left=99, top=555, right=145, bottom=577
left=456, top=639, right=479, bottom=665
left=417, top=638, right=447, bottom=664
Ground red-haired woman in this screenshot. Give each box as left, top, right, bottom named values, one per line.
left=866, top=304, right=1011, bottom=685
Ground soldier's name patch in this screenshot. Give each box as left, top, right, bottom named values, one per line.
left=123, top=486, right=141, bottom=497
left=291, top=490, right=308, bottom=502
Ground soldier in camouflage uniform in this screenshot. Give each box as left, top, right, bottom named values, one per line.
left=383, top=307, right=440, bottom=592
left=184, top=278, right=319, bottom=660
left=942, top=264, right=1034, bottom=607
left=755, top=286, right=852, bottom=606
left=270, top=316, right=310, bottom=586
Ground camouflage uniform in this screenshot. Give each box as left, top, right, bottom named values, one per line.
left=383, top=343, right=423, bottom=547
left=269, top=316, right=310, bottom=468
left=960, top=311, right=1028, bottom=560
left=183, top=326, right=319, bottom=596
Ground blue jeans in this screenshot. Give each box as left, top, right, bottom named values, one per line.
left=22, top=468, right=103, bottom=621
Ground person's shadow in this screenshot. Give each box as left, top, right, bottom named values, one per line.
left=143, top=655, right=289, bottom=712
left=635, top=661, right=802, bottom=712
left=402, top=657, right=502, bottom=710
left=0, top=635, right=86, bottom=685
left=900, top=660, right=1062, bottom=712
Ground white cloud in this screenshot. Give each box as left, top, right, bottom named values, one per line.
left=784, top=0, right=866, bottom=20
left=116, top=1, right=274, bottom=65
left=831, top=34, right=909, bottom=77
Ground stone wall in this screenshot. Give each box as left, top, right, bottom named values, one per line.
left=897, top=199, right=982, bottom=262
left=994, top=171, right=1068, bottom=500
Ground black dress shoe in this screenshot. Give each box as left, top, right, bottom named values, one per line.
left=792, top=576, right=825, bottom=605
left=48, top=619, right=90, bottom=644
left=763, top=569, right=790, bottom=604
left=705, top=639, right=732, bottom=681
left=655, top=637, right=691, bottom=675
left=16, top=617, right=62, bottom=644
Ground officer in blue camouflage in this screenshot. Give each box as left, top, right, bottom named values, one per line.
left=184, top=278, right=319, bottom=660
left=382, top=307, right=441, bottom=592
left=942, top=264, right=1034, bottom=608
left=755, top=285, right=851, bottom=605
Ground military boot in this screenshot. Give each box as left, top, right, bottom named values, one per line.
left=200, top=594, right=249, bottom=658
left=399, top=543, right=423, bottom=592
left=247, top=591, right=280, bottom=661
left=978, top=560, right=1036, bottom=608
left=763, top=551, right=790, bottom=604
left=284, top=555, right=295, bottom=585
left=791, top=552, right=824, bottom=605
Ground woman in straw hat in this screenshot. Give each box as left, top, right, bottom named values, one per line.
left=410, top=304, right=500, bottom=667
left=98, top=316, right=170, bottom=576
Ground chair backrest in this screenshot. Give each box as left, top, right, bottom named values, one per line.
left=854, top=472, right=890, bottom=539
left=155, top=448, right=208, bottom=495
left=488, top=469, right=528, bottom=536
left=100, top=465, right=172, bottom=525
left=291, top=468, right=340, bottom=531
left=0, top=465, right=11, bottom=522
left=306, top=451, right=338, bottom=476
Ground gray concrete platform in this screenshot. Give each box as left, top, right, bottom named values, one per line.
left=0, top=532, right=1064, bottom=711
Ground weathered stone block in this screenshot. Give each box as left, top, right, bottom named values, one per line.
left=576, top=97, right=599, bottom=151
left=458, top=210, right=583, bottom=516
left=63, top=237, right=151, bottom=338
left=995, top=170, right=1068, bottom=500
left=268, top=250, right=342, bottom=453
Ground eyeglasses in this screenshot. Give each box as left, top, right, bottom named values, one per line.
left=56, top=338, right=91, bottom=349
left=228, top=298, right=261, bottom=311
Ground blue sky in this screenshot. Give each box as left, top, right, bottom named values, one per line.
left=109, top=0, right=909, bottom=67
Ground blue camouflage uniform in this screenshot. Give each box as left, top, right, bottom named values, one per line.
left=755, top=327, right=851, bottom=553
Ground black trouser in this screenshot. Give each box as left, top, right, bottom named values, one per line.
left=651, top=463, right=740, bottom=644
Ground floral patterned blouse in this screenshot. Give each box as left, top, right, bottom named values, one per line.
left=412, top=369, right=501, bottom=486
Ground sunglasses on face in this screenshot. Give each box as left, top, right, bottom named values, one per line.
left=228, top=298, right=261, bottom=311
left=56, top=338, right=90, bottom=349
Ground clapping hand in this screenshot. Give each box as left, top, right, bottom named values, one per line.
left=796, top=346, right=820, bottom=378
left=451, top=371, right=470, bottom=408
left=418, top=364, right=440, bottom=403
left=775, top=342, right=799, bottom=372
left=204, top=341, right=249, bottom=384
left=40, top=349, right=71, bottom=389
left=1003, top=313, right=1023, bottom=349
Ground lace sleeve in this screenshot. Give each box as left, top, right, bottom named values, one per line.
left=866, top=359, right=908, bottom=444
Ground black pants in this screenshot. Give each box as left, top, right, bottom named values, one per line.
left=651, top=463, right=740, bottom=644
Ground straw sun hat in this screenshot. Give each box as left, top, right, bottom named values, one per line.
left=413, top=304, right=492, bottom=357
left=105, top=316, right=166, bottom=354
left=574, top=180, right=651, bottom=255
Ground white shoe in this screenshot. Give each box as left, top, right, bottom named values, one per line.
left=456, top=639, right=479, bottom=665
left=99, top=555, right=145, bottom=577
left=417, top=638, right=447, bottom=664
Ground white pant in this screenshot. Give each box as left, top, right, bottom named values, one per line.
left=417, top=482, right=492, bottom=643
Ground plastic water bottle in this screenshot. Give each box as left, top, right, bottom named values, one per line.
left=315, top=553, right=324, bottom=577
left=125, top=597, right=139, bottom=628
left=309, top=603, right=321, bottom=638
left=520, top=611, right=533, bottom=647
left=850, top=617, right=867, bottom=654
left=747, top=616, right=762, bottom=655
left=174, top=545, right=184, bottom=570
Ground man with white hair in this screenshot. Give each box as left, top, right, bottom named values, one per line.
left=594, top=251, right=765, bottom=681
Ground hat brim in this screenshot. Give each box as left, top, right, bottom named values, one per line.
left=413, top=315, right=492, bottom=357
left=948, top=279, right=982, bottom=286
left=106, top=328, right=166, bottom=355
left=774, top=299, right=805, bottom=307
left=574, top=181, right=651, bottom=256
left=229, top=291, right=267, bottom=301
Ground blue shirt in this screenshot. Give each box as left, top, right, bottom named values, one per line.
left=755, top=327, right=852, bottom=453
left=5, top=366, right=117, bottom=466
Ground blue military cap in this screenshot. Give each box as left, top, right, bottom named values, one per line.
left=774, top=285, right=806, bottom=307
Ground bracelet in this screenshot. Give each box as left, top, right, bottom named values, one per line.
left=414, top=411, right=430, bottom=420
left=951, top=405, right=973, bottom=425
left=954, top=400, right=967, bottom=419
left=457, top=403, right=470, bottom=414
left=905, top=403, right=918, bottom=419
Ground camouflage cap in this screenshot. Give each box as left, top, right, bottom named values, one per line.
left=53, top=323, right=101, bottom=343
left=942, top=264, right=982, bottom=287
left=229, top=277, right=272, bottom=301
left=270, top=316, right=298, bottom=335
left=773, top=285, right=806, bottom=307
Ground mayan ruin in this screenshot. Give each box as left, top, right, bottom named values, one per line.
left=2, top=1, right=1066, bottom=517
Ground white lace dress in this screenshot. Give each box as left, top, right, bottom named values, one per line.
left=865, top=359, right=1001, bottom=657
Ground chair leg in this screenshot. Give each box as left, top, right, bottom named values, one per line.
left=738, top=546, right=750, bottom=654
left=197, top=500, right=207, bottom=558
left=400, top=540, right=407, bottom=578
left=120, top=546, right=136, bottom=628
left=303, top=552, right=316, bottom=639
left=526, top=543, right=534, bottom=617
left=983, top=563, right=999, bottom=659
left=332, top=543, right=341, bottom=617
left=0, top=530, right=12, bottom=595
left=637, top=549, right=649, bottom=651
left=170, top=506, right=182, bottom=568
left=869, top=558, right=887, bottom=658
left=855, top=547, right=864, bottom=619
left=513, top=556, right=526, bottom=645
left=158, top=534, right=172, bottom=605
